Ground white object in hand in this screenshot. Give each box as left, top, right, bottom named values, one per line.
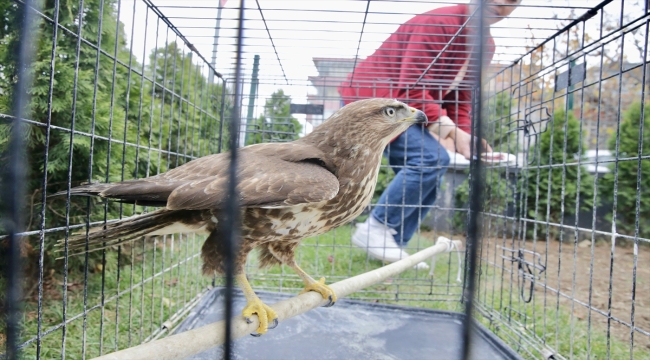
left=480, top=152, right=516, bottom=164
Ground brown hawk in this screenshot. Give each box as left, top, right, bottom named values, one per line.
left=53, top=98, right=427, bottom=335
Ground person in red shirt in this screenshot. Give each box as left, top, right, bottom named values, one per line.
left=340, top=0, right=521, bottom=266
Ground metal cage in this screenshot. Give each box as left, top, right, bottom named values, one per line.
left=1, top=0, right=649, bottom=359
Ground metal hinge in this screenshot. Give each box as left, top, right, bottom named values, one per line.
left=507, top=87, right=552, bottom=165
left=499, top=246, right=546, bottom=303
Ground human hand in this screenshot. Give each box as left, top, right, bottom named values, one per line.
left=429, top=131, right=457, bottom=153
left=438, top=136, right=457, bottom=153
left=447, top=128, right=493, bottom=160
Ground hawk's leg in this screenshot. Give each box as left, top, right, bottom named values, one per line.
left=265, top=242, right=337, bottom=307
left=290, top=261, right=338, bottom=307
left=236, top=274, right=279, bottom=336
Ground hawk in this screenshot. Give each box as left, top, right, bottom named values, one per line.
left=53, top=98, right=427, bottom=335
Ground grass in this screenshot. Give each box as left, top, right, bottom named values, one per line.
left=476, top=264, right=649, bottom=360
left=9, top=233, right=211, bottom=359
left=7, top=222, right=649, bottom=359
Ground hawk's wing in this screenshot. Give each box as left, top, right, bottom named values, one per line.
left=78, top=142, right=339, bottom=210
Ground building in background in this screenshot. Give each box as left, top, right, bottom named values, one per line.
left=306, top=57, right=356, bottom=127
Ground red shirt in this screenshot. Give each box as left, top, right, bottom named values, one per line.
left=338, top=4, right=495, bottom=133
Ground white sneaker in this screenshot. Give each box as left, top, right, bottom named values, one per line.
left=352, top=217, right=429, bottom=270
left=413, top=261, right=430, bottom=270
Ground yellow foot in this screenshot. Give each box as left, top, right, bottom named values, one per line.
left=299, top=277, right=337, bottom=307
left=242, top=298, right=279, bottom=336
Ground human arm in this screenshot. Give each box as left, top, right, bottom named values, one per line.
left=394, top=22, right=449, bottom=125
left=447, top=127, right=493, bottom=160
left=429, top=130, right=458, bottom=153
left=443, top=88, right=472, bottom=133
left=437, top=90, right=495, bottom=159
left=441, top=89, right=491, bottom=159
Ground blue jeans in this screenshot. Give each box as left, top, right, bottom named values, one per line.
left=372, top=125, right=450, bottom=245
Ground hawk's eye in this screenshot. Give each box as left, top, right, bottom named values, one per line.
left=384, top=107, right=396, bottom=117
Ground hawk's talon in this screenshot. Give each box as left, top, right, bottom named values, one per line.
left=300, top=277, right=338, bottom=306
left=268, top=318, right=279, bottom=329
left=250, top=331, right=262, bottom=337
left=241, top=297, right=278, bottom=335
left=322, top=295, right=335, bottom=308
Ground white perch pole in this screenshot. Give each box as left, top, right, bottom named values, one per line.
left=94, top=237, right=462, bottom=360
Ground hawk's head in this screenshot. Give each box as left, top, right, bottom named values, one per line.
left=320, top=98, right=427, bottom=145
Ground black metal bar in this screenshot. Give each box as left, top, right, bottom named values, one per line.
left=548, top=35, right=560, bottom=354
left=461, top=2, right=486, bottom=359
left=156, top=27, right=171, bottom=176
left=60, top=0, right=86, bottom=357
left=223, top=1, right=246, bottom=358
left=586, top=11, right=607, bottom=357
left=630, top=17, right=649, bottom=360
left=348, top=0, right=371, bottom=84
left=142, top=0, right=223, bottom=80
left=112, top=0, right=139, bottom=350
left=255, top=0, right=287, bottom=85
left=174, top=45, right=187, bottom=168
left=166, top=32, right=180, bottom=172
left=98, top=0, right=124, bottom=353
left=127, top=3, right=151, bottom=349
left=190, top=59, right=203, bottom=160
left=2, top=0, right=41, bottom=358
left=218, top=78, right=228, bottom=154
left=568, top=18, right=589, bottom=359
left=555, top=22, right=571, bottom=359
left=81, top=0, right=105, bottom=355
left=607, top=3, right=628, bottom=357
left=35, top=0, right=60, bottom=357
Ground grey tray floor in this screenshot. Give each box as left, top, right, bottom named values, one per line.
left=175, top=289, right=522, bottom=360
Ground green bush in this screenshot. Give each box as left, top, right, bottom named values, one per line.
left=522, top=109, right=594, bottom=238
left=598, top=102, right=650, bottom=239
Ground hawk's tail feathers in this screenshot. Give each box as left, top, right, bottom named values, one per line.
left=49, top=182, right=116, bottom=198
left=55, top=209, right=175, bottom=258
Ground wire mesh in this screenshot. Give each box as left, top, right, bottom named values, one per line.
left=1, top=0, right=649, bottom=359
left=477, top=1, right=650, bottom=358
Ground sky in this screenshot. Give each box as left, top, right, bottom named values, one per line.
left=117, top=0, right=641, bottom=137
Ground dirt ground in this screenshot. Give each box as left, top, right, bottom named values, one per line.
left=479, top=236, right=650, bottom=351
left=542, top=238, right=650, bottom=350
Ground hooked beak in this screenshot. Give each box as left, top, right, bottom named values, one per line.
left=402, top=107, right=428, bottom=124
